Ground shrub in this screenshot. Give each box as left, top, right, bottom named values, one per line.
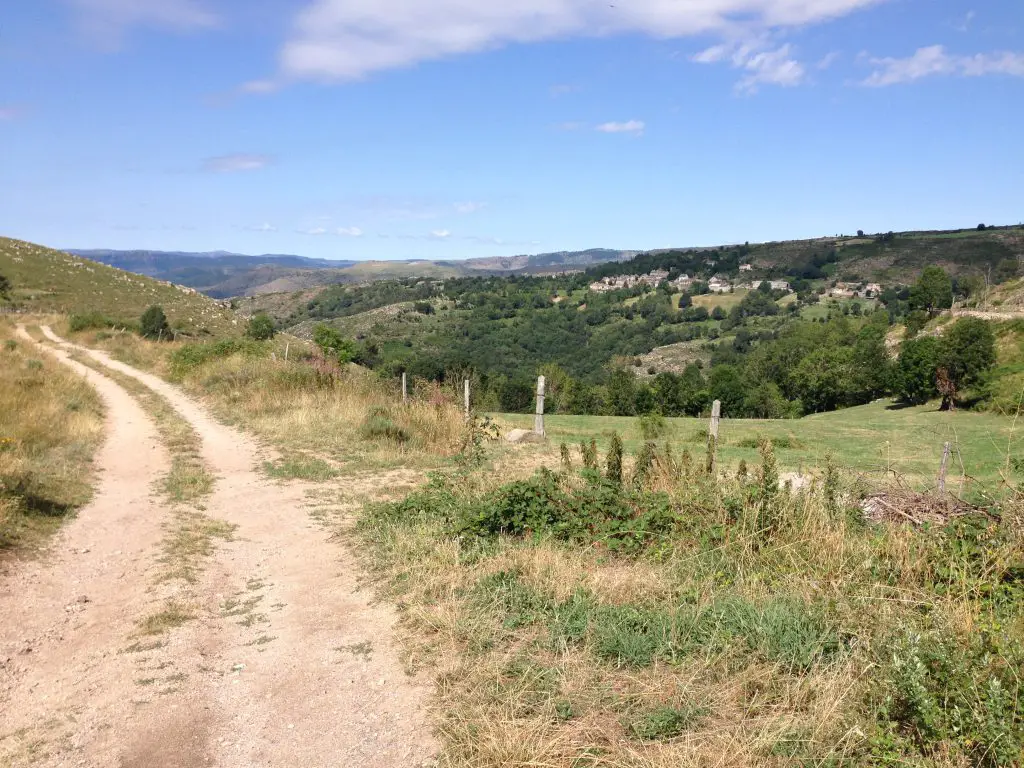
left=313, top=324, right=357, bottom=363
left=139, top=305, right=169, bottom=340
left=638, top=413, right=667, bottom=440
left=245, top=313, right=276, bottom=340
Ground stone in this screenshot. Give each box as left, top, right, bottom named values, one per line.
left=506, top=429, right=542, bottom=444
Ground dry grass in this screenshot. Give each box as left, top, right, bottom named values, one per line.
left=169, top=348, right=466, bottom=470
left=0, top=320, right=104, bottom=558
left=355, top=451, right=1024, bottom=767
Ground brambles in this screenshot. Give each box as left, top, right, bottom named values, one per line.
left=605, top=433, right=623, bottom=484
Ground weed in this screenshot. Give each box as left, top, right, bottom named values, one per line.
left=263, top=456, right=340, bottom=482
left=136, top=602, right=193, bottom=636
left=627, top=704, right=710, bottom=740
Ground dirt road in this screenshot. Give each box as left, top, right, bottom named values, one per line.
left=1, top=328, right=435, bottom=767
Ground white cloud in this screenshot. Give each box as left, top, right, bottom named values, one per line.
left=454, top=202, right=486, bottom=214
left=430, top=229, right=452, bottom=239
left=596, top=120, right=645, bottom=135
left=817, top=51, right=840, bottom=70
left=246, top=222, right=277, bottom=232
left=66, top=0, right=217, bottom=47
left=693, top=39, right=805, bottom=92
left=555, top=121, right=586, bottom=131
left=301, top=227, right=329, bottom=235
left=863, top=45, right=1024, bottom=86
left=336, top=226, right=364, bottom=236
left=203, top=153, right=272, bottom=173
left=268, top=0, right=885, bottom=82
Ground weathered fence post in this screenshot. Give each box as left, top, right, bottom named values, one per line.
left=706, top=399, right=722, bottom=475
left=464, top=379, right=471, bottom=420
left=534, top=375, right=546, bottom=437
left=402, top=372, right=408, bottom=404
left=284, top=342, right=290, bottom=362
left=938, top=441, right=951, bottom=494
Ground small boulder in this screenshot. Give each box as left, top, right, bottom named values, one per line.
left=506, top=428, right=542, bottom=444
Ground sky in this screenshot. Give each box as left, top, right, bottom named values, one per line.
left=1, top=0, right=1022, bottom=261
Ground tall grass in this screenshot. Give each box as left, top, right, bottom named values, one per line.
left=0, top=321, right=104, bottom=555
left=164, top=338, right=466, bottom=466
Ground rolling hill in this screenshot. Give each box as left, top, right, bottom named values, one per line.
left=1, top=238, right=241, bottom=335
left=70, top=247, right=638, bottom=298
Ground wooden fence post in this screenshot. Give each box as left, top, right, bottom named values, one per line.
left=284, top=342, right=290, bottom=362
left=706, top=400, right=721, bottom=474
left=402, top=372, right=408, bottom=404
left=535, top=375, right=546, bottom=437
left=938, top=441, right=951, bottom=495
left=464, top=379, right=471, bottom=420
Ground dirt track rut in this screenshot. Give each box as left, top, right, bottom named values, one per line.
left=0, top=327, right=435, bottom=767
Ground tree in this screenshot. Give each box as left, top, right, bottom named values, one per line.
left=857, top=229, right=865, bottom=237
left=909, top=266, right=953, bottom=316
left=499, top=379, right=534, bottom=413
left=937, top=317, right=996, bottom=409
left=711, top=306, right=726, bottom=321
left=605, top=368, right=638, bottom=416
left=791, top=347, right=853, bottom=413
left=977, top=223, right=987, bottom=231
left=709, top=365, right=747, bottom=417
left=744, top=381, right=791, bottom=419
left=0, top=272, right=10, bottom=298
left=245, top=313, right=276, bottom=340
left=139, top=305, right=169, bottom=340
left=313, top=324, right=357, bottom=363
left=895, top=336, right=940, bottom=405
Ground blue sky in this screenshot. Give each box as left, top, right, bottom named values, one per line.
left=1, top=0, right=1022, bottom=261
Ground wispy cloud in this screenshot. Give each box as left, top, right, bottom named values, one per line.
left=596, top=120, right=645, bottom=136
left=258, top=0, right=884, bottom=85
left=454, top=201, right=486, bottom=214
left=245, top=222, right=277, bottom=232
left=66, top=0, right=218, bottom=48
left=555, top=121, right=586, bottom=132
left=863, top=45, right=1024, bottom=86
left=202, top=153, right=273, bottom=173
left=300, top=226, right=329, bottom=235
left=336, top=226, right=364, bottom=236
left=430, top=229, right=452, bottom=240
left=817, top=51, right=841, bottom=70
left=0, top=106, right=26, bottom=122
left=693, top=39, right=805, bottom=92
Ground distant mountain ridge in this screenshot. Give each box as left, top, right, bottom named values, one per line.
left=67, top=247, right=637, bottom=298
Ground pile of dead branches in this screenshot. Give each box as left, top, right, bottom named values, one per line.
left=860, top=488, right=981, bottom=526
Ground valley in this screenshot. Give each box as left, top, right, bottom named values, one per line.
left=2, top=227, right=1023, bottom=767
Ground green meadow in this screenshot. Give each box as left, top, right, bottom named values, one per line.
left=496, top=399, right=1022, bottom=501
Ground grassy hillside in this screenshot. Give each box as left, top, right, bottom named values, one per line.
left=0, top=238, right=240, bottom=335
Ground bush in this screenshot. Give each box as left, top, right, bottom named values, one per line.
left=245, top=313, right=276, bottom=340
left=139, top=305, right=169, bottom=340
left=638, top=413, right=667, bottom=440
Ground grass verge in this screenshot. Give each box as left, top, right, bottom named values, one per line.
left=0, top=321, right=104, bottom=559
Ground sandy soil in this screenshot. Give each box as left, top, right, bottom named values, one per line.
left=0, top=327, right=436, bottom=767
